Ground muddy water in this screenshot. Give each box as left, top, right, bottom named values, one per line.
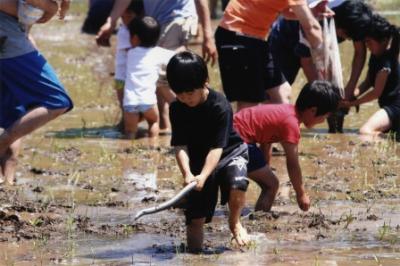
left=1, top=2, right=400, bottom=266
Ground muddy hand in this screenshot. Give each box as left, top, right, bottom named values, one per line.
left=230, top=223, right=249, bottom=247
left=96, top=18, right=113, bottom=47
left=312, top=0, right=335, bottom=19
left=296, top=192, right=310, bottom=211
left=58, top=0, right=70, bottom=20
left=193, top=175, right=207, bottom=191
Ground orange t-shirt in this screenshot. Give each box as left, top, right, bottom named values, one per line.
left=219, top=0, right=306, bottom=39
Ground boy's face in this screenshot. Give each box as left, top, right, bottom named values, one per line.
left=176, top=89, right=207, bottom=107
left=302, top=107, right=330, bottom=128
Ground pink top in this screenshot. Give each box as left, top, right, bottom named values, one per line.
left=234, top=104, right=301, bottom=144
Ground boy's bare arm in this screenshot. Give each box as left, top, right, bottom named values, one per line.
left=175, top=146, right=194, bottom=184
left=281, top=142, right=310, bottom=211
left=195, top=148, right=223, bottom=191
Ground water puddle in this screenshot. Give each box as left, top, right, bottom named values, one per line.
left=1, top=2, right=400, bottom=265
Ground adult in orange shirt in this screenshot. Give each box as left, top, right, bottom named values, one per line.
left=215, top=0, right=326, bottom=111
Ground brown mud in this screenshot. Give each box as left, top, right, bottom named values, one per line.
left=1, top=2, right=400, bottom=265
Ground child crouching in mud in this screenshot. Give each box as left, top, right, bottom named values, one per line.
left=167, top=51, right=250, bottom=252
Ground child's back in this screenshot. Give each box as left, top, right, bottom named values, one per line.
left=234, top=103, right=300, bottom=145
left=368, top=51, right=400, bottom=107
left=124, top=46, right=174, bottom=106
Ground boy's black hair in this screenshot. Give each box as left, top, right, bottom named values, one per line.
left=332, top=0, right=373, bottom=41
left=166, top=51, right=208, bottom=94
left=296, top=81, right=341, bottom=116
left=127, top=0, right=144, bottom=16
left=367, top=13, right=400, bottom=59
left=127, top=16, right=160, bottom=48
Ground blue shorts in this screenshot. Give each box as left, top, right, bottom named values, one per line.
left=0, top=51, right=73, bottom=128
left=123, top=104, right=154, bottom=113
left=247, top=143, right=267, bottom=172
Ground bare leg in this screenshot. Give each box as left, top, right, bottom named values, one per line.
left=0, top=107, right=67, bottom=156
left=265, top=82, right=292, bottom=104
left=248, top=166, right=279, bottom=211
left=156, top=90, right=171, bottom=133
left=187, top=217, right=205, bottom=253
left=115, top=86, right=124, bottom=126
left=143, top=106, right=160, bottom=138
left=1, top=139, right=21, bottom=185
left=123, top=111, right=140, bottom=139
left=359, top=109, right=392, bottom=140
left=228, top=189, right=249, bottom=246
left=115, top=87, right=124, bottom=111
left=156, top=85, right=176, bottom=105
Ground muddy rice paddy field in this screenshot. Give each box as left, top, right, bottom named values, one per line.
left=1, top=1, right=400, bottom=265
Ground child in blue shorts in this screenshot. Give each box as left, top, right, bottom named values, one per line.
left=0, top=0, right=73, bottom=185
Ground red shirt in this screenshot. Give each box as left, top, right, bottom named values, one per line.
left=233, top=104, right=301, bottom=145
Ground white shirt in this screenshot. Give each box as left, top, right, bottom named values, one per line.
left=124, top=46, right=175, bottom=106
left=115, top=24, right=131, bottom=81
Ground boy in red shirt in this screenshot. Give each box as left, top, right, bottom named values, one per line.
left=234, top=81, right=340, bottom=211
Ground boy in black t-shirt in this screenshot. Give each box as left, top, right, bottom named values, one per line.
left=167, top=51, right=250, bottom=252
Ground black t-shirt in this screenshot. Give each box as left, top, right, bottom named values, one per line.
left=367, top=52, right=400, bottom=107
left=170, top=89, right=243, bottom=174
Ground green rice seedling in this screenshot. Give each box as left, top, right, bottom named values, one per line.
left=378, top=221, right=391, bottom=241
left=373, top=254, right=383, bottom=266
left=341, top=211, right=355, bottom=229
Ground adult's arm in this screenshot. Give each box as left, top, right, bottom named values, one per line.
left=300, top=56, right=318, bottom=82
left=195, top=0, right=217, bottom=65
left=291, top=4, right=322, bottom=49
left=344, top=41, right=367, bottom=100
left=96, top=0, right=131, bottom=46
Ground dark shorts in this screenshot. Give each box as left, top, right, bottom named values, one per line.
left=381, top=93, right=400, bottom=137
left=268, top=18, right=311, bottom=85
left=215, top=27, right=286, bottom=103
left=185, top=144, right=249, bottom=225
left=0, top=51, right=73, bottom=128
left=246, top=143, right=267, bottom=173
left=81, top=0, right=114, bottom=35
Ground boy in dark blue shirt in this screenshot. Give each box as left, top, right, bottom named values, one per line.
left=167, top=51, right=249, bottom=252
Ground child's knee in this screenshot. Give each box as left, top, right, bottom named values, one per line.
left=360, top=124, right=373, bottom=135
left=49, top=107, right=69, bottom=118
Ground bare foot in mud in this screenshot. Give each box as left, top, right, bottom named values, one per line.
left=0, top=148, right=18, bottom=186
left=230, top=222, right=249, bottom=247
